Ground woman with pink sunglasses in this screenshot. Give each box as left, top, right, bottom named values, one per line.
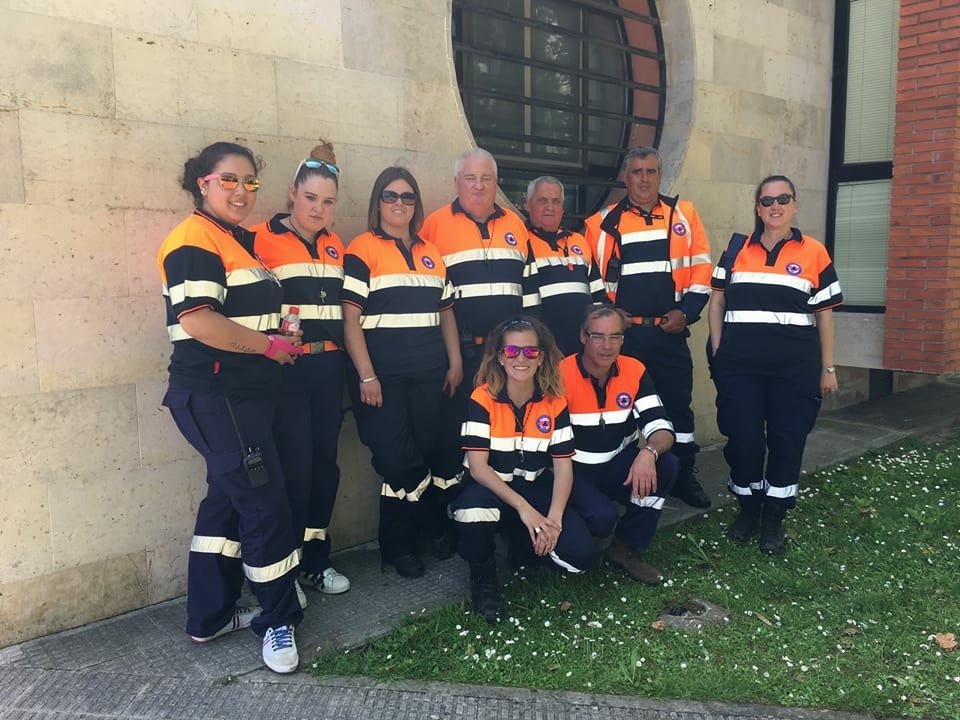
left=450, top=315, right=598, bottom=623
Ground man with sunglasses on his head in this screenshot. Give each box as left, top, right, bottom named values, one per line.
left=419, top=148, right=536, bottom=557
left=584, top=146, right=713, bottom=510
left=561, top=304, right=677, bottom=584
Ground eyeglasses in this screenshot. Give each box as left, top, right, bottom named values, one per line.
left=501, top=345, right=542, bottom=359
left=293, top=159, right=340, bottom=184
left=380, top=190, right=417, bottom=205
left=586, top=332, right=625, bottom=344
left=202, top=173, right=261, bottom=192
left=758, top=193, right=794, bottom=207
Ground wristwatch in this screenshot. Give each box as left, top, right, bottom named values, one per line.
left=823, top=366, right=836, bottom=374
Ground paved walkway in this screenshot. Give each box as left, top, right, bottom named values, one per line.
left=3, top=377, right=959, bottom=720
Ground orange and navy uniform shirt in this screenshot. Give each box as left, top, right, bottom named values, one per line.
left=584, top=196, right=712, bottom=322
left=251, top=214, right=344, bottom=352
left=461, top=383, right=575, bottom=484
left=420, top=200, right=536, bottom=340
left=341, top=228, right=453, bottom=379
left=560, top=354, right=674, bottom=466
left=526, top=224, right=607, bottom=353
left=157, top=209, right=282, bottom=396
left=710, top=228, right=843, bottom=374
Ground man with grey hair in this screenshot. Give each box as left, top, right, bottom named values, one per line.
left=419, top=148, right=535, bottom=557
left=583, top=146, right=713, bottom=509
left=524, top=175, right=607, bottom=354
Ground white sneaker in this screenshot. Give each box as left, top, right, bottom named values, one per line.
left=190, top=605, right=261, bottom=644
left=304, top=567, right=350, bottom=595
left=262, top=625, right=298, bottom=673
left=294, top=579, right=308, bottom=609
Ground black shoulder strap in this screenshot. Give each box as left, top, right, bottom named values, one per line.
left=722, top=232, right=749, bottom=276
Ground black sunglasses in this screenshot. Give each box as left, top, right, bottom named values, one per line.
left=758, top=193, right=794, bottom=207
left=381, top=190, right=417, bottom=205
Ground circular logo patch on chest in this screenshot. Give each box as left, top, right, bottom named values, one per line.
left=616, top=392, right=632, bottom=409
left=570, top=245, right=584, bottom=256
left=786, top=262, right=802, bottom=276
left=535, top=414, right=552, bottom=433
left=672, top=223, right=687, bottom=236
left=422, top=255, right=436, bottom=269
left=505, top=232, right=518, bottom=246
left=325, top=246, right=339, bottom=260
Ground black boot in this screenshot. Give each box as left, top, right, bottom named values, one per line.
left=469, top=558, right=502, bottom=624
left=758, top=502, right=787, bottom=554
left=726, top=495, right=761, bottom=543
left=670, top=457, right=711, bottom=508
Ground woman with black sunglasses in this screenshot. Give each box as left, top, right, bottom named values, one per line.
left=252, top=142, right=350, bottom=604
left=708, top=174, right=843, bottom=555
left=157, top=141, right=303, bottom=673
left=450, top=315, right=598, bottom=623
left=341, top=167, right=463, bottom=579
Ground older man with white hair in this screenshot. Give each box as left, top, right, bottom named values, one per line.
left=419, top=148, right=535, bottom=557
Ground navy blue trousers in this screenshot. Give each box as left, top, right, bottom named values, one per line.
left=273, top=351, right=344, bottom=574
left=622, top=327, right=698, bottom=476
left=451, top=477, right=599, bottom=573
left=570, top=447, right=678, bottom=551
left=348, top=367, right=454, bottom=561
left=714, top=370, right=821, bottom=508
left=163, top=386, right=302, bottom=638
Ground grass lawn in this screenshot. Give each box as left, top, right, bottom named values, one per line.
left=312, top=439, right=960, bottom=719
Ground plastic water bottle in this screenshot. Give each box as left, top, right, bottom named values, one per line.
left=280, top=306, right=300, bottom=336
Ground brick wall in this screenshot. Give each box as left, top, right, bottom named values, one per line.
left=885, top=0, right=960, bottom=372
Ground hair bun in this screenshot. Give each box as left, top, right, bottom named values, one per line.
left=309, top=140, right=336, bottom=166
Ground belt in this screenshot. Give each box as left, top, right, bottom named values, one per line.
left=303, top=340, right=339, bottom=354
left=630, top=315, right=665, bottom=327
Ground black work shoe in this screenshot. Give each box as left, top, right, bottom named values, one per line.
left=469, top=559, right=502, bottom=624
left=382, top=553, right=425, bottom=578
left=726, top=498, right=762, bottom=543
left=670, top=477, right=711, bottom=508
left=429, top=527, right=457, bottom=560
left=758, top=503, right=787, bottom=555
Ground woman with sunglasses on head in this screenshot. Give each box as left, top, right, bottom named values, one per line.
left=251, top=142, right=350, bottom=603
left=157, top=142, right=303, bottom=674
left=341, top=167, right=463, bottom=579
left=450, top=316, right=599, bottom=624
left=708, top=175, right=842, bottom=555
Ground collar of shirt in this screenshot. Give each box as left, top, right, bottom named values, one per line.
left=267, top=213, right=330, bottom=241
left=526, top=222, right=572, bottom=250
left=748, top=227, right=804, bottom=246
left=575, top=351, right=620, bottom=386
left=193, top=208, right=255, bottom=246
left=626, top=198, right=664, bottom=220
left=494, top=381, right=545, bottom=408
left=452, top=197, right=505, bottom=224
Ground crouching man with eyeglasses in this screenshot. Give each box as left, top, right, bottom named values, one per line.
left=561, top=304, right=678, bottom=585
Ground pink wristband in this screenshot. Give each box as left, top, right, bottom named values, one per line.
left=263, top=334, right=304, bottom=359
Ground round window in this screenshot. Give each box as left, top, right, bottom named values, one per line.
left=453, top=0, right=666, bottom=227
